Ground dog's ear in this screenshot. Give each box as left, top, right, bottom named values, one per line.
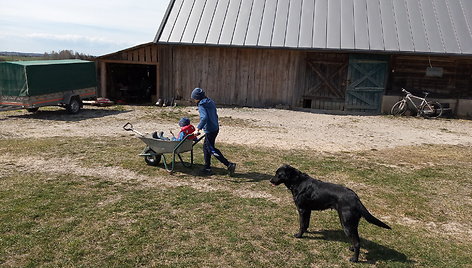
left=283, top=164, right=299, bottom=179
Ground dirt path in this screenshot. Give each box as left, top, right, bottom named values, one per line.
left=1, top=105, right=472, bottom=152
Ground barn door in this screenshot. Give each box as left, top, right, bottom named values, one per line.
left=302, top=53, right=348, bottom=110
left=345, top=54, right=389, bottom=113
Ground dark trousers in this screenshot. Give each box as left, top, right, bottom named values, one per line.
left=203, top=130, right=230, bottom=169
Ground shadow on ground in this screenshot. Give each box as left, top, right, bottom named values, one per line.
left=6, top=107, right=130, bottom=122
left=157, top=161, right=273, bottom=183
left=302, top=229, right=412, bottom=265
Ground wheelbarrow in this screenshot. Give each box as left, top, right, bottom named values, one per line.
left=123, top=122, right=205, bottom=173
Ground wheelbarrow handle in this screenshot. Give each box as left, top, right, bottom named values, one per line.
left=123, top=122, right=145, bottom=136
left=123, top=122, right=133, bottom=131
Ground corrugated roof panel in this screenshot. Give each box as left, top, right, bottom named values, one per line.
left=353, top=0, right=369, bottom=50
left=380, top=0, right=399, bottom=51
left=244, top=0, right=265, bottom=46
left=420, top=0, right=445, bottom=53
left=313, top=0, right=328, bottom=48
left=156, top=0, right=472, bottom=55
left=206, top=0, right=230, bottom=44
left=271, top=0, right=290, bottom=47
left=257, top=0, right=276, bottom=46
left=158, top=0, right=184, bottom=42
left=366, top=0, right=384, bottom=50
left=405, top=0, right=429, bottom=52
left=341, top=0, right=355, bottom=49
left=232, top=0, right=254, bottom=46
left=168, top=0, right=195, bottom=42
left=449, top=0, right=472, bottom=53
left=434, top=0, right=460, bottom=53
left=394, top=0, right=414, bottom=51
left=299, top=0, right=315, bottom=48
left=285, top=0, right=303, bottom=48
left=181, top=0, right=206, bottom=43
left=219, top=0, right=242, bottom=45
left=327, top=0, right=341, bottom=49
left=462, top=0, right=472, bottom=31
left=193, top=0, right=219, bottom=43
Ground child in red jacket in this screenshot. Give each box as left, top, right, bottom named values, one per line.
left=174, top=117, right=196, bottom=141
left=154, top=117, right=196, bottom=141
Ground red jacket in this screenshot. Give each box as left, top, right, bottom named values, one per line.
left=179, top=124, right=196, bottom=140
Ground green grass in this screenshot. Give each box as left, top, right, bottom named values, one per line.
left=1, top=136, right=471, bottom=267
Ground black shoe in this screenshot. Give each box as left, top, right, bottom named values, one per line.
left=227, top=163, right=236, bottom=176
left=199, top=168, right=213, bottom=176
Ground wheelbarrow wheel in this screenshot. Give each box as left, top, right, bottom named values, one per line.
left=144, top=149, right=161, bottom=166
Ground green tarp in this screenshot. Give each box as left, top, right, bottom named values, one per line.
left=0, top=59, right=97, bottom=97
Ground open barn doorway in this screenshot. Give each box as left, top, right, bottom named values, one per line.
left=107, top=63, right=156, bottom=104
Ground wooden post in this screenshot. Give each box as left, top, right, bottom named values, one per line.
left=100, top=61, right=107, bottom=97
left=156, top=62, right=160, bottom=101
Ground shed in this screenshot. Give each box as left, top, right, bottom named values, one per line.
left=151, top=0, right=472, bottom=116
left=96, top=43, right=159, bottom=103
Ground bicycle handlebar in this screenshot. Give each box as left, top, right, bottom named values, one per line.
left=401, top=88, right=411, bottom=95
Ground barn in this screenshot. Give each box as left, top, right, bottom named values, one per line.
left=99, top=0, right=472, bottom=116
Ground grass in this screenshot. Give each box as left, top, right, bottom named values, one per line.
left=1, top=134, right=471, bottom=267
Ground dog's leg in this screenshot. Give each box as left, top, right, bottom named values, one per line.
left=346, top=226, right=360, bottom=263
left=294, top=209, right=311, bottom=238
left=339, top=210, right=361, bottom=262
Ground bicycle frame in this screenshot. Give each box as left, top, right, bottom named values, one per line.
left=403, top=93, right=428, bottom=111
left=401, top=88, right=437, bottom=113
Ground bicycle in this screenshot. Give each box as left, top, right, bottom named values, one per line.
left=391, top=88, right=443, bottom=118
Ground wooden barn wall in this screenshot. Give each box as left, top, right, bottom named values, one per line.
left=388, top=55, right=472, bottom=98
left=158, top=45, right=305, bottom=107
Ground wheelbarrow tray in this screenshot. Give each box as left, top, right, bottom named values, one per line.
left=138, top=134, right=193, bottom=154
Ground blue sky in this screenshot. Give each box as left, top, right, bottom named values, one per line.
left=0, top=0, right=171, bottom=56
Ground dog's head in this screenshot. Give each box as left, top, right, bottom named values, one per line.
left=270, top=164, right=300, bottom=186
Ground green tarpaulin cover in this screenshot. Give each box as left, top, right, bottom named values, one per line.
left=0, top=59, right=96, bottom=97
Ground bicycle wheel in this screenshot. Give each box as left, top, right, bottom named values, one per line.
left=391, top=100, right=408, bottom=116
left=421, top=101, right=443, bottom=118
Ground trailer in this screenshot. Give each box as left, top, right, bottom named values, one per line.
left=0, top=59, right=97, bottom=113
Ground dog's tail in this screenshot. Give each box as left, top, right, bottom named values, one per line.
left=360, top=202, right=391, bottom=229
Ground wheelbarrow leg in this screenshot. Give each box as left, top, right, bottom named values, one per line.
left=161, top=154, right=175, bottom=174
left=178, top=149, right=194, bottom=168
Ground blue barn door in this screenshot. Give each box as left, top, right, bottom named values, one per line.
left=345, top=54, right=389, bottom=113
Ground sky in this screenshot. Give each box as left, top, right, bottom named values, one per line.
left=0, top=0, right=171, bottom=56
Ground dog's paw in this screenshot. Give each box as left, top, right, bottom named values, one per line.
left=349, top=246, right=354, bottom=252
left=294, top=233, right=303, bottom=238
left=349, top=256, right=359, bottom=263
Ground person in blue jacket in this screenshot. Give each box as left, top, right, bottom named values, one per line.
left=191, top=87, right=236, bottom=176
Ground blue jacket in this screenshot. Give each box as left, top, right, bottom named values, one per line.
left=197, top=98, right=219, bottom=133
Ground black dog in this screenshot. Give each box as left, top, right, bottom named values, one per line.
left=270, top=164, right=391, bottom=262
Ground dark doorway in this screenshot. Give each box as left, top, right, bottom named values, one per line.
left=107, top=63, right=156, bottom=104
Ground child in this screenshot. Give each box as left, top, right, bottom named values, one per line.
left=191, top=87, right=236, bottom=176
left=153, top=117, right=196, bottom=141
left=173, top=117, right=197, bottom=141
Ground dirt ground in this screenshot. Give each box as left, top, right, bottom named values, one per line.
left=1, top=105, right=472, bottom=240
left=1, top=105, right=472, bottom=152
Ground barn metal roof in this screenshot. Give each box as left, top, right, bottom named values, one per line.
left=154, top=0, right=472, bottom=55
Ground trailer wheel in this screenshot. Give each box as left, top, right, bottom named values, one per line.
left=66, top=97, right=81, bottom=114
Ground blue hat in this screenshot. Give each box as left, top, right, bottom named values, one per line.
left=178, top=117, right=190, bottom=127
left=191, top=87, right=206, bottom=100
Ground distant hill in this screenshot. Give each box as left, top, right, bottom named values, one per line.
left=0, top=51, right=43, bottom=57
